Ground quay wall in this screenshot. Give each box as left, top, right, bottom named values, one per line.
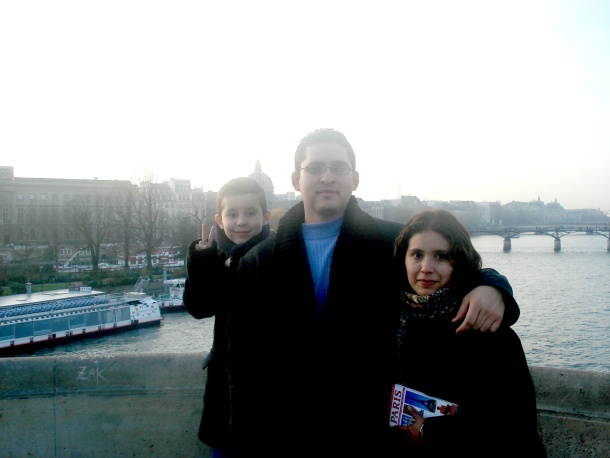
left=0, top=353, right=609, bottom=458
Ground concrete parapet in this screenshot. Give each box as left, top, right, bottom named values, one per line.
left=0, top=354, right=608, bottom=457
left=0, top=353, right=211, bottom=458
left=531, top=365, right=610, bottom=457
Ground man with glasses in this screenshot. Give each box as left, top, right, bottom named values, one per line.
left=228, top=128, right=519, bottom=457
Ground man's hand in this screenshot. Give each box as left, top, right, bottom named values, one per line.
left=452, top=286, right=505, bottom=333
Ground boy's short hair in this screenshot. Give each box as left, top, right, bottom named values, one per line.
left=216, top=177, right=268, bottom=214
left=294, top=128, right=356, bottom=171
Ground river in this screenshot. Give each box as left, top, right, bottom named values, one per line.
left=474, top=232, right=609, bottom=373
left=6, top=233, right=609, bottom=373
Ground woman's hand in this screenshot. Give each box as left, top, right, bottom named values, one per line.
left=394, top=405, right=425, bottom=446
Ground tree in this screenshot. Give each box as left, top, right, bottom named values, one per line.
left=187, top=188, right=209, bottom=228
left=111, top=184, right=139, bottom=270
left=133, top=173, right=170, bottom=271
left=8, top=204, right=52, bottom=282
left=176, top=187, right=208, bottom=247
left=8, top=241, right=44, bottom=283
left=171, top=213, right=200, bottom=262
left=269, top=208, right=287, bottom=231
left=65, top=193, right=113, bottom=277
left=38, top=204, right=62, bottom=273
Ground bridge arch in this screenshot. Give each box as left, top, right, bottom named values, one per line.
left=471, top=226, right=610, bottom=252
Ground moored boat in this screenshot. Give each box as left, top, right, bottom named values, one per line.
left=0, top=284, right=162, bottom=354
left=156, top=278, right=186, bottom=313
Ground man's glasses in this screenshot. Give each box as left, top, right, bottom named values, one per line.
left=299, top=162, right=353, bottom=176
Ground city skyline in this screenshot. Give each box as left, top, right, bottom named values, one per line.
left=3, top=163, right=607, bottom=216
left=1, top=1, right=609, bottom=211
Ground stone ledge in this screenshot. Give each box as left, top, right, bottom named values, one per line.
left=0, top=354, right=608, bottom=457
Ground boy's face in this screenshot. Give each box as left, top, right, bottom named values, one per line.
left=214, top=193, right=270, bottom=245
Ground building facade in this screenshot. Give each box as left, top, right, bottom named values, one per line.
left=1, top=165, right=606, bottom=272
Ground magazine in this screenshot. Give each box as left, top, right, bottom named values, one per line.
left=389, top=383, right=458, bottom=427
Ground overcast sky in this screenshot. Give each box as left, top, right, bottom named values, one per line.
left=2, top=1, right=609, bottom=211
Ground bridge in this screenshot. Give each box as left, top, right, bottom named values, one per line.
left=470, top=225, right=610, bottom=252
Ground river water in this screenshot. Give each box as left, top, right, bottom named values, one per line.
left=6, top=233, right=610, bottom=373
left=474, top=232, right=609, bottom=373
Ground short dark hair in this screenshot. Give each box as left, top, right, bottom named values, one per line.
left=393, top=209, right=482, bottom=292
left=216, top=177, right=268, bottom=214
left=294, top=128, right=356, bottom=171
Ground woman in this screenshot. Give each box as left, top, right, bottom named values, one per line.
left=390, top=209, right=546, bottom=457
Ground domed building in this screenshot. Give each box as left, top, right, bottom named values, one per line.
left=248, top=160, right=275, bottom=203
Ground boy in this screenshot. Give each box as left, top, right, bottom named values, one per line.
left=183, top=177, right=272, bottom=458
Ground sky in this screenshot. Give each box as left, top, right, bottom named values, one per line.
left=1, top=1, right=609, bottom=212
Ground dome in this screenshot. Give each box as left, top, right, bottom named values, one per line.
left=248, top=160, right=275, bottom=199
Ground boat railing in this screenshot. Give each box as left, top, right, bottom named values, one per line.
left=0, top=296, right=113, bottom=320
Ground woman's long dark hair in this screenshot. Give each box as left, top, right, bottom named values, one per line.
left=393, top=209, right=482, bottom=294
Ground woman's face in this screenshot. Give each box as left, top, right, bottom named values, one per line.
left=405, top=230, right=454, bottom=295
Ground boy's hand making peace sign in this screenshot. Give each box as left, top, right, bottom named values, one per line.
left=195, top=223, right=216, bottom=251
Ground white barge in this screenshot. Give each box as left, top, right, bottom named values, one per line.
left=0, top=284, right=162, bottom=354
left=156, top=278, right=186, bottom=313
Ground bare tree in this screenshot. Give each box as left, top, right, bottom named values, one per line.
left=180, top=187, right=209, bottom=239
left=111, top=184, right=139, bottom=270
left=38, top=204, right=62, bottom=271
left=171, top=213, right=200, bottom=261
left=187, top=188, right=209, bottom=227
left=8, top=241, right=44, bottom=282
left=65, top=193, right=113, bottom=277
left=133, top=173, right=169, bottom=271
left=9, top=205, right=50, bottom=281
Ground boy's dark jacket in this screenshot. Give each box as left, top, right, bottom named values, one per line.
left=183, top=223, right=272, bottom=452
left=228, top=197, right=519, bottom=458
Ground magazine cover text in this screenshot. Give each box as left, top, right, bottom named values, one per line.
left=389, top=383, right=458, bottom=427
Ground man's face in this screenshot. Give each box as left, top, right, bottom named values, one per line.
left=291, top=142, right=359, bottom=223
